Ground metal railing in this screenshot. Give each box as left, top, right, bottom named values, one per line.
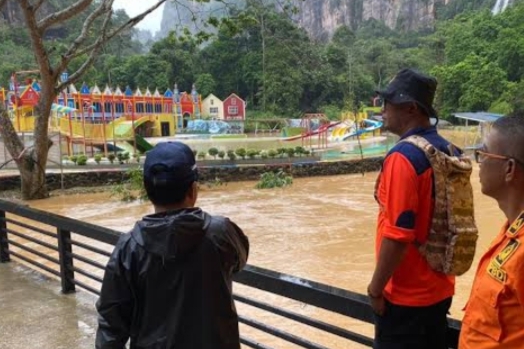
left=0, top=199, right=461, bottom=348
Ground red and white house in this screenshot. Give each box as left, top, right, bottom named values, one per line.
left=222, top=93, right=246, bottom=120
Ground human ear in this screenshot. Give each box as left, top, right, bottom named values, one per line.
left=190, top=181, right=198, bottom=205
left=505, top=159, right=517, bottom=182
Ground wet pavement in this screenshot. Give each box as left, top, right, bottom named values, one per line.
left=0, top=263, right=98, bottom=349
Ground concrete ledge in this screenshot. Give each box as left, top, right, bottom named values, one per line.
left=0, top=157, right=383, bottom=192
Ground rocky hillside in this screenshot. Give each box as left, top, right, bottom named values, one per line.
left=0, top=0, right=57, bottom=25
left=158, top=0, right=522, bottom=41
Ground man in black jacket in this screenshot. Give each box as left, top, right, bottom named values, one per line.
left=95, top=141, right=249, bottom=349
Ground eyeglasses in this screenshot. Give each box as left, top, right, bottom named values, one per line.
left=474, top=150, right=509, bottom=164
left=474, top=149, right=524, bottom=167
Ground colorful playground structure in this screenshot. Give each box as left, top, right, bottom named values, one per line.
left=0, top=77, right=247, bottom=156
left=0, top=73, right=384, bottom=157
left=280, top=102, right=384, bottom=148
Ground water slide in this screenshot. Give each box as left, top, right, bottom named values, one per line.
left=112, top=119, right=154, bottom=153
left=282, top=121, right=342, bottom=141
left=340, top=119, right=383, bottom=141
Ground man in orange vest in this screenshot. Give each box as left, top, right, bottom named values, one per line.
left=460, top=113, right=524, bottom=348
left=369, top=69, right=455, bottom=349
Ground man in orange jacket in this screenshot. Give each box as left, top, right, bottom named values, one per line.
left=460, top=114, right=524, bottom=348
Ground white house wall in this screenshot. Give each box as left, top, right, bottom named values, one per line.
left=202, top=94, right=224, bottom=120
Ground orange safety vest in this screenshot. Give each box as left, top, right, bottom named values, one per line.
left=459, top=211, right=524, bottom=349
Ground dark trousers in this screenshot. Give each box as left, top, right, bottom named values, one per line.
left=373, top=297, right=452, bottom=349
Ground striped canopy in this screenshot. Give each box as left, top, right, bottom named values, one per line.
left=51, top=103, right=77, bottom=113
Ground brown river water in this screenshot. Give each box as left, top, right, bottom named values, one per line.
left=21, top=163, right=503, bottom=348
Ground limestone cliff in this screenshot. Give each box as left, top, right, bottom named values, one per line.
left=0, top=0, right=57, bottom=26
left=157, top=0, right=518, bottom=41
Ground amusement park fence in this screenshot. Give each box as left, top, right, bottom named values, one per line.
left=0, top=199, right=462, bottom=348
left=0, top=132, right=64, bottom=169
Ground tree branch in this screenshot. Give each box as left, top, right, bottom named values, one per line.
left=65, top=0, right=167, bottom=62
left=19, top=0, right=53, bottom=82
left=58, top=2, right=114, bottom=89
left=54, top=0, right=113, bottom=81
left=0, top=104, right=25, bottom=165
left=37, top=0, right=93, bottom=32
left=33, top=0, right=46, bottom=12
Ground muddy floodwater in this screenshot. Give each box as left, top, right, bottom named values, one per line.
left=26, top=164, right=502, bottom=348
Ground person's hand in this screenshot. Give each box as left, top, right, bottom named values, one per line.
left=367, top=285, right=385, bottom=316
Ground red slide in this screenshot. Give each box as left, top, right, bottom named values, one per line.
left=282, top=121, right=341, bottom=141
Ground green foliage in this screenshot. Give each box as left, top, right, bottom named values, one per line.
left=4, top=0, right=524, bottom=121
left=77, top=155, right=88, bottom=166
left=268, top=149, right=278, bottom=158
left=285, top=147, right=296, bottom=158
left=107, top=153, right=116, bottom=164
left=235, top=148, right=247, bottom=160
left=218, top=150, right=226, bottom=159
left=70, top=155, right=78, bottom=164
left=117, top=152, right=130, bottom=164
left=294, top=146, right=305, bottom=156
left=94, top=154, right=102, bottom=164
left=247, top=149, right=258, bottom=159
left=255, top=170, right=293, bottom=189
left=208, top=147, right=219, bottom=159
left=227, top=150, right=237, bottom=161
left=111, top=167, right=148, bottom=202
left=197, top=151, right=207, bottom=160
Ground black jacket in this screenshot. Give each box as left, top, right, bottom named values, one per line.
left=95, top=208, right=249, bottom=349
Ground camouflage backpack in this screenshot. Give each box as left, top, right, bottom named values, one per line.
left=401, top=135, right=479, bottom=276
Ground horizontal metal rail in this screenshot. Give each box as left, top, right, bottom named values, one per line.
left=6, top=238, right=60, bottom=265
left=0, top=200, right=120, bottom=245
left=239, top=315, right=329, bottom=349
left=234, top=294, right=373, bottom=346
left=5, top=249, right=61, bottom=278
left=3, top=228, right=59, bottom=252
left=69, top=265, right=103, bottom=284
left=68, top=238, right=112, bottom=257
left=70, top=277, right=100, bottom=296
left=67, top=251, right=106, bottom=270
left=240, top=337, right=274, bottom=349
left=3, top=217, right=57, bottom=239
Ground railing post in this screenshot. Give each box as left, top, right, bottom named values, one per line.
left=57, top=228, right=75, bottom=293
left=0, top=210, right=10, bottom=262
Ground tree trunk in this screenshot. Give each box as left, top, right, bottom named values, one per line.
left=0, top=95, right=51, bottom=200
left=19, top=156, right=49, bottom=199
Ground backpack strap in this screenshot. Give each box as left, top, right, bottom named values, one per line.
left=398, top=135, right=448, bottom=251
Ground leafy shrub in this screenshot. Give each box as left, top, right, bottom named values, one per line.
left=255, top=170, right=293, bottom=189
left=197, top=151, right=207, bottom=160
left=227, top=150, right=236, bottom=161
left=247, top=149, right=258, bottom=159
left=235, top=148, right=247, bottom=159
left=208, top=147, right=219, bottom=159
left=117, top=152, right=130, bottom=164
left=111, top=167, right=147, bottom=202
left=94, top=154, right=102, bottom=164
left=77, top=155, right=88, bottom=166
left=295, top=146, right=305, bottom=156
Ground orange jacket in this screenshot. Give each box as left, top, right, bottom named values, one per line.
left=459, top=213, right=524, bottom=349
left=375, top=147, right=454, bottom=306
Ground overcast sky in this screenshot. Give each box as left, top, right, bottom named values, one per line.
left=113, top=0, right=164, bottom=33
